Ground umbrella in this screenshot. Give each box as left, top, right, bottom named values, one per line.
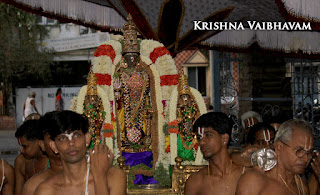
left=1, top=0, right=320, bottom=56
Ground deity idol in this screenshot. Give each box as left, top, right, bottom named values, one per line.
left=167, top=74, right=207, bottom=165
left=113, top=15, right=156, bottom=153
left=83, top=72, right=105, bottom=147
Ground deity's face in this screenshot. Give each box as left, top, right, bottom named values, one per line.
left=124, top=52, right=139, bottom=68
left=197, top=127, right=227, bottom=159
left=253, top=129, right=275, bottom=149
left=50, top=130, right=90, bottom=164
left=17, top=136, right=41, bottom=160
left=179, top=94, right=191, bottom=107
left=277, top=127, right=314, bottom=175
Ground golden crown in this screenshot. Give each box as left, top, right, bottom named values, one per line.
left=178, top=73, right=191, bottom=94
left=86, top=72, right=98, bottom=96
left=122, top=14, right=139, bottom=54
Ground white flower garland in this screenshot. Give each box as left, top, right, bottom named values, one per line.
left=154, top=54, right=177, bottom=76
left=68, top=96, right=78, bottom=111
left=150, top=64, right=167, bottom=169
left=168, top=86, right=178, bottom=165
left=140, top=39, right=164, bottom=57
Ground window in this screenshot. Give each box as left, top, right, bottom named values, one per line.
left=36, top=16, right=57, bottom=25
left=187, top=67, right=207, bottom=96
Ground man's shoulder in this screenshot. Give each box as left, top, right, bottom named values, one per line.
left=34, top=172, right=61, bottom=195
left=236, top=167, right=267, bottom=194
left=15, top=154, right=26, bottom=164
left=24, top=170, right=51, bottom=190
left=34, top=181, right=55, bottom=195
left=240, top=166, right=266, bottom=180
left=108, top=167, right=126, bottom=179
left=14, top=154, right=26, bottom=170
left=186, top=166, right=207, bottom=183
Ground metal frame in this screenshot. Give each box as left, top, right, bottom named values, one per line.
left=287, top=58, right=320, bottom=140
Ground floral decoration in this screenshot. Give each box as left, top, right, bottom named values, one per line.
left=102, top=123, right=114, bottom=138
left=94, top=44, right=116, bottom=62
left=94, top=73, right=112, bottom=86
left=150, top=47, right=170, bottom=63
left=160, top=74, right=179, bottom=86
left=168, top=120, right=179, bottom=134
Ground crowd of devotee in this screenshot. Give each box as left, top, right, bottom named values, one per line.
left=1, top=109, right=320, bottom=195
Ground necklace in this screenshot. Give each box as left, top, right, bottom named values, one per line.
left=208, top=160, right=232, bottom=193
left=279, top=174, right=304, bottom=195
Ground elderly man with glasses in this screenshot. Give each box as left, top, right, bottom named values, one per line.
left=236, top=119, right=318, bottom=195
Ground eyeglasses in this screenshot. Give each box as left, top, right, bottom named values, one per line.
left=280, top=141, right=313, bottom=158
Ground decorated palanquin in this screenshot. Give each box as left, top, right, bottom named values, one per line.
left=70, top=15, right=207, bottom=192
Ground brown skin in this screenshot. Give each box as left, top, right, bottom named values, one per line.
left=185, top=127, right=243, bottom=195
left=14, top=137, right=47, bottom=195
left=253, top=129, right=275, bottom=150
left=236, top=127, right=313, bottom=195
left=34, top=130, right=126, bottom=195
left=0, top=159, right=14, bottom=195
left=21, top=133, right=63, bottom=195
left=231, top=129, right=275, bottom=167
left=309, top=152, right=320, bottom=195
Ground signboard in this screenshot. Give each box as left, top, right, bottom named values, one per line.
left=42, top=33, right=110, bottom=52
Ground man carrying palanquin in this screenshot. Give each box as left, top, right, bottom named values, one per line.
left=14, top=120, right=48, bottom=195
left=21, top=111, right=63, bottom=195
left=236, top=119, right=315, bottom=195
left=184, top=112, right=244, bottom=195
left=34, top=110, right=126, bottom=195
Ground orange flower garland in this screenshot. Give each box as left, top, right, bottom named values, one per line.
left=168, top=120, right=179, bottom=134
left=102, top=123, right=114, bottom=138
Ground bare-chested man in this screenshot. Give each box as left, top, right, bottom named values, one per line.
left=184, top=112, right=244, bottom=195
left=34, top=110, right=126, bottom=195
left=231, top=123, right=276, bottom=167
left=22, top=111, right=63, bottom=195
left=14, top=120, right=48, bottom=195
left=0, top=159, right=14, bottom=195
left=236, top=119, right=314, bottom=195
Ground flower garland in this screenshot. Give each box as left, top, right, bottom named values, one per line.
left=168, top=86, right=179, bottom=165
left=68, top=96, right=78, bottom=111
left=140, top=40, right=164, bottom=58
left=149, top=64, right=167, bottom=169
left=166, top=85, right=208, bottom=165
left=91, top=40, right=121, bottom=97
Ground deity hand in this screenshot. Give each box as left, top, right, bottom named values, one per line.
left=89, top=144, right=114, bottom=177
left=311, top=152, right=320, bottom=182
